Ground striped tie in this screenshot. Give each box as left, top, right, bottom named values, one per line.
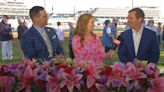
left=42, top=29, right=53, bottom=57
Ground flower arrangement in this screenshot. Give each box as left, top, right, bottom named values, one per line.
left=0, top=59, right=164, bottom=92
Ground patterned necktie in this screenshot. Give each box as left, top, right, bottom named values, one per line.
left=42, top=29, right=53, bottom=57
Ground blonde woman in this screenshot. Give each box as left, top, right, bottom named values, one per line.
left=72, top=13, right=115, bottom=67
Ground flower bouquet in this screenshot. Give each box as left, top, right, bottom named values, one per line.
left=0, top=59, right=164, bottom=92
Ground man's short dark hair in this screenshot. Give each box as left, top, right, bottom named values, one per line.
left=129, top=8, right=145, bottom=22
left=57, top=21, right=61, bottom=26
left=3, top=15, right=9, bottom=19
left=29, top=6, right=44, bottom=20
left=148, top=20, right=154, bottom=23
left=104, top=20, right=110, bottom=26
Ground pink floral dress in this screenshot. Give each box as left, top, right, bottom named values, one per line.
left=72, top=34, right=107, bottom=67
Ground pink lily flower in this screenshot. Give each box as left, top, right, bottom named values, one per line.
left=0, top=76, right=15, bottom=92
left=124, top=62, right=146, bottom=81
left=63, top=71, right=83, bottom=92
left=132, top=60, right=147, bottom=71
left=20, top=65, right=35, bottom=92
left=123, top=62, right=146, bottom=90
left=83, top=64, right=101, bottom=89
left=147, top=78, right=164, bottom=92
left=23, top=59, right=31, bottom=67
left=0, top=64, right=10, bottom=76
left=100, top=65, right=112, bottom=77
left=42, top=61, right=51, bottom=69
left=95, top=75, right=109, bottom=91
left=145, top=63, right=160, bottom=78
left=106, top=62, right=125, bottom=88
left=112, top=62, right=124, bottom=74
left=46, top=75, right=65, bottom=92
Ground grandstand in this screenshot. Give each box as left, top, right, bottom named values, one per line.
left=91, top=6, right=160, bottom=27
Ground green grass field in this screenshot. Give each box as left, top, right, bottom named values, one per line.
left=0, top=37, right=164, bottom=69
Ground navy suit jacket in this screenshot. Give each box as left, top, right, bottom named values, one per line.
left=20, top=26, right=64, bottom=61
left=118, top=27, right=160, bottom=64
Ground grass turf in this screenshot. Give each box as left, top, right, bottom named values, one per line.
left=0, top=37, right=164, bottom=70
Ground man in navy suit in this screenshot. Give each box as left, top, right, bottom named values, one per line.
left=20, top=6, right=64, bottom=62
left=118, top=8, right=160, bottom=64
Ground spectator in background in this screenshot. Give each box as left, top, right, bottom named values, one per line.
left=17, top=17, right=28, bottom=40
left=146, top=20, right=161, bottom=44
left=111, top=18, right=118, bottom=38
left=0, top=15, right=13, bottom=61
left=17, top=17, right=28, bottom=60
left=68, top=22, right=75, bottom=59
left=101, top=19, right=114, bottom=65
left=56, top=21, right=65, bottom=54
left=157, top=22, right=162, bottom=44
left=118, top=8, right=159, bottom=64
left=146, top=20, right=157, bottom=34
left=102, top=20, right=113, bottom=52
left=56, top=22, right=64, bottom=43
left=125, top=23, right=131, bottom=30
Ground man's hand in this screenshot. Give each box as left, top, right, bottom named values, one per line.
left=113, top=39, right=121, bottom=45
left=53, top=55, right=66, bottom=63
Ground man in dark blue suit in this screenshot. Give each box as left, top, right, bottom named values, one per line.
left=118, top=8, right=160, bottom=64
left=20, top=6, right=64, bottom=62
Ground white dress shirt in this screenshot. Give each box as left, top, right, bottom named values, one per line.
left=56, top=26, right=64, bottom=41
left=132, top=24, right=144, bottom=56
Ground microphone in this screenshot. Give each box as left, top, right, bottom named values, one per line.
left=112, top=35, right=121, bottom=50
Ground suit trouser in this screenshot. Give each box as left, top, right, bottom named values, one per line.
left=1, top=40, right=13, bottom=60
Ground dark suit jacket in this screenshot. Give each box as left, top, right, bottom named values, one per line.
left=20, top=26, right=64, bottom=61
left=0, top=21, right=13, bottom=41
left=118, top=27, right=160, bottom=64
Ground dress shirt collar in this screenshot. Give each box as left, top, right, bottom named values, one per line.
left=132, top=23, right=144, bottom=34
left=33, top=25, right=45, bottom=34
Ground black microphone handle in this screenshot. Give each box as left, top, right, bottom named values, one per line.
left=112, top=35, right=121, bottom=50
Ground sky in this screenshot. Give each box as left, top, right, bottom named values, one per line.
left=24, top=0, right=164, bottom=17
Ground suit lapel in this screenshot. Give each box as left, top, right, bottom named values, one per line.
left=128, top=29, right=136, bottom=56
left=31, top=26, right=45, bottom=44
left=44, top=28, right=54, bottom=46
left=137, top=28, right=146, bottom=57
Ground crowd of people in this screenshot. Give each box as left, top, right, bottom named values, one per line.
left=0, top=6, right=163, bottom=67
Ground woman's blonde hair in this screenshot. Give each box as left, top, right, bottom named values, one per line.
left=74, top=13, right=96, bottom=46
